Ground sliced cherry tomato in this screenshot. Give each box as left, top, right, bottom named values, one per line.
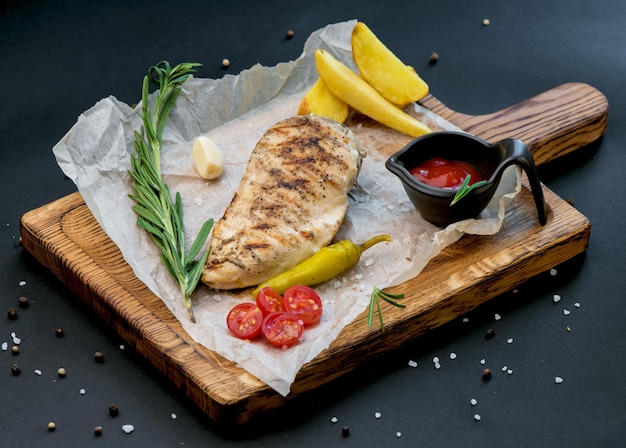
left=226, top=302, right=264, bottom=340
left=282, top=285, right=323, bottom=326
left=262, top=312, right=304, bottom=348
left=256, top=286, right=285, bottom=316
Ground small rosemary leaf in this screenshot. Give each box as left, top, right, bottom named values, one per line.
left=132, top=205, right=165, bottom=229
left=376, top=294, right=385, bottom=332
left=184, top=218, right=213, bottom=265
left=156, top=89, right=181, bottom=141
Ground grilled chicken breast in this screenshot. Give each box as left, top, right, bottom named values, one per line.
left=202, top=115, right=365, bottom=290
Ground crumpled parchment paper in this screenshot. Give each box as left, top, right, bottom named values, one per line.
left=53, top=20, right=520, bottom=396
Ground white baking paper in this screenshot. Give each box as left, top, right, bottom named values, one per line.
left=52, top=20, right=521, bottom=396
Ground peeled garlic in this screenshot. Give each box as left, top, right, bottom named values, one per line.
left=192, top=136, right=224, bottom=179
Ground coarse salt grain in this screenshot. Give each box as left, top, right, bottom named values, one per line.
left=553, top=294, right=562, bottom=303
left=502, top=366, right=508, bottom=372
left=432, top=356, right=439, bottom=363
left=564, top=309, right=571, bottom=315
left=19, top=281, right=26, bottom=287
left=396, top=432, right=402, bottom=438
left=408, top=360, right=418, bottom=368
left=474, top=414, right=481, bottom=421
left=550, top=268, right=558, bottom=276
left=119, top=344, right=125, bottom=350
left=331, top=416, right=338, bottom=423
left=470, top=398, right=478, bottom=406
left=434, top=362, right=441, bottom=370
left=575, top=302, right=581, bottom=308
left=462, top=317, right=469, bottom=323
left=122, top=424, right=135, bottom=434
left=507, top=369, right=513, bottom=375
left=80, top=389, right=86, bottom=395
left=494, top=314, right=501, bottom=320
left=34, top=369, right=42, bottom=376
left=480, top=359, right=486, bottom=365
left=449, top=352, right=457, bottom=360
left=555, top=376, right=564, bottom=384
left=171, top=413, right=177, bottom=420
left=374, top=412, right=382, bottom=419
left=507, top=338, right=514, bottom=344
left=1, top=342, right=7, bottom=351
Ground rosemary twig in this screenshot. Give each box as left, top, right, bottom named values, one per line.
left=368, top=286, right=405, bottom=333
left=451, top=175, right=488, bottom=206
left=128, top=61, right=213, bottom=323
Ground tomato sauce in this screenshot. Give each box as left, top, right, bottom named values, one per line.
left=409, top=157, right=484, bottom=189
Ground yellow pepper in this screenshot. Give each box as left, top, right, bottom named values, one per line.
left=252, top=235, right=391, bottom=296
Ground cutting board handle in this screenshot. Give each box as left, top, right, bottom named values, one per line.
left=420, top=82, right=609, bottom=167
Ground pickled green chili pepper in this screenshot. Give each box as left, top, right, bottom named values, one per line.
left=252, top=234, right=391, bottom=296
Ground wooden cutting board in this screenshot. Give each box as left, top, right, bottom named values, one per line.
left=20, top=82, right=608, bottom=426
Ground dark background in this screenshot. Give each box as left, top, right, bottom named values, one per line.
left=2, top=1, right=625, bottom=446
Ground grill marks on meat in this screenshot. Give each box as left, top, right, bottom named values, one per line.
left=202, top=115, right=364, bottom=290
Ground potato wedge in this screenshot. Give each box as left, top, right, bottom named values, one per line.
left=314, top=49, right=431, bottom=137
left=297, top=78, right=349, bottom=123
left=352, top=22, right=429, bottom=106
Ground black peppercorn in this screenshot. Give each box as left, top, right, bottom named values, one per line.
left=108, top=404, right=119, bottom=417
left=55, top=328, right=64, bottom=337
left=11, top=364, right=20, bottom=376
left=485, top=328, right=496, bottom=339
left=7, top=308, right=17, bottom=320
left=341, top=425, right=350, bottom=437
left=94, top=351, right=105, bottom=364
left=94, top=426, right=103, bottom=436
left=18, top=296, right=29, bottom=308
left=482, top=368, right=492, bottom=381
left=286, top=29, right=295, bottom=39
left=11, top=345, right=19, bottom=355
left=429, top=52, right=439, bottom=65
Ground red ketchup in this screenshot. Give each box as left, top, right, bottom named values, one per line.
left=409, top=157, right=484, bottom=189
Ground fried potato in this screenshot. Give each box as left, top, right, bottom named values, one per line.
left=297, top=77, right=349, bottom=123
left=351, top=22, right=429, bottom=107
left=314, top=49, right=431, bottom=137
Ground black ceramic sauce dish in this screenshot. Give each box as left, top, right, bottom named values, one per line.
left=385, top=131, right=548, bottom=227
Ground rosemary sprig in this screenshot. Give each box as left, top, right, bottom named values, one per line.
left=368, top=286, right=406, bottom=333
left=450, top=175, right=488, bottom=206
left=128, top=61, right=213, bottom=323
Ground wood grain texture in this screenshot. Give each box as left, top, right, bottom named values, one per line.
left=20, top=82, right=608, bottom=425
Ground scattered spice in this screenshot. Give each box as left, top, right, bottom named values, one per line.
left=94, top=351, right=105, bottom=364
left=286, top=29, right=295, bottom=39
left=221, top=58, right=230, bottom=69
left=18, top=296, right=29, bottom=308
left=341, top=425, right=350, bottom=437
left=109, top=404, right=120, bottom=417
left=482, top=18, right=490, bottom=26
left=11, top=345, right=19, bottom=355
left=482, top=368, right=492, bottom=381
left=429, top=52, right=439, bottom=65
left=57, top=367, right=67, bottom=378
left=94, top=426, right=103, bottom=437
left=55, top=328, right=64, bottom=337
left=48, top=422, right=56, bottom=432
left=11, top=364, right=21, bottom=376
left=7, top=307, right=17, bottom=320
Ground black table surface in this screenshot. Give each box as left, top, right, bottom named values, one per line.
left=2, top=1, right=625, bottom=446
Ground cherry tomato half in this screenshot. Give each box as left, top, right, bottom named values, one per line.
left=256, top=287, right=285, bottom=316
left=283, top=285, right=323, bottom=326
left=410, top=157, right=484, bottom=189
left=226, top=302, right=264, bottom=340
left=262, top=312, right=304, bottom=348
